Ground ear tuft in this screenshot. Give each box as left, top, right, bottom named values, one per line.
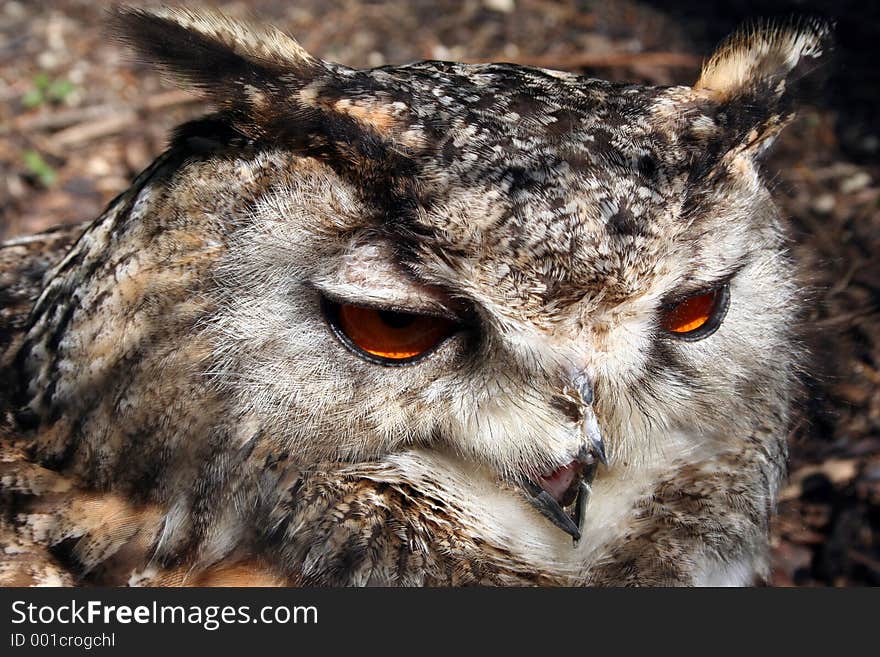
left=109, top=6, right=323, bottom=99
left=695, top=17, right=833, bottom=101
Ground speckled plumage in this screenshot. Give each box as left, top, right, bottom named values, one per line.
left=0, top=8, right=830, bottom=586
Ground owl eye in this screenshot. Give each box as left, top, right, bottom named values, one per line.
left=324, top=299, right=458, bottom=364
left=660, top=284, right=730, bottom=340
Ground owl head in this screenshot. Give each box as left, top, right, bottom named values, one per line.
left=20, top=8, right=830, bottom=548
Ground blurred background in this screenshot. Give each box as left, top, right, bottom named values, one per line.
left=1, top=0, right=877, bottom=586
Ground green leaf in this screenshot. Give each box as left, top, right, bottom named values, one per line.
left=47, top=78, right=75, bottom=102
left=21, top=88, right=44, bottom=108
left=22, top=150, right=57, bottom=188
left=32, top=72, right=51, bottom=91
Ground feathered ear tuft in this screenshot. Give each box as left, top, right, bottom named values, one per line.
left=109, top=5, right=322, bottom=81
left=108, top=5, right=325, bottom=132
left=687, top=17, right=833, bottom=161
left=108, top=6, right=421, bottom=152
left=695, top=17, right=833, bottom=101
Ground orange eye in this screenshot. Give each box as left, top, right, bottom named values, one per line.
left=660, top=285, right=729, bottom=339
left=326, top=301, right=458, bottom=364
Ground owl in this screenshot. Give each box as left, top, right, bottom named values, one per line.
left=0, top=7, right=830, bottom=586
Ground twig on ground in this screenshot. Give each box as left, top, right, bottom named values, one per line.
left=7, top=90, right=199, bottom=139
left=50, top=111, right=138, bottom=147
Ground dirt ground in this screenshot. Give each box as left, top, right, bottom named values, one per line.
left=2, top=0, right=877, bottom=586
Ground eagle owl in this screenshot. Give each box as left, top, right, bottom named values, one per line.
left=0, top=8, right=830, bottom=586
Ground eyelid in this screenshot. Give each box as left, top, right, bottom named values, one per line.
left=660, top=270, right=739, bottom=309
left=308, top=281, right=465, bottom=323
left=311, top=239, right=471, bottom=321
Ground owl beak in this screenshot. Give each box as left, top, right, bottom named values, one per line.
left=523, top=450, right=600, bottom=545
left=575, top=373, right=607, bottom=467
left=522, top=373, right=606, bottom=543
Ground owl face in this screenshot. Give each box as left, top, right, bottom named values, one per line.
left=162, top=22, right=813, bottom=539
left=17, top=9, right=826, bottom=553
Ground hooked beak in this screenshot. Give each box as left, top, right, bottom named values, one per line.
left=522, top=375, right=607, bottom=544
